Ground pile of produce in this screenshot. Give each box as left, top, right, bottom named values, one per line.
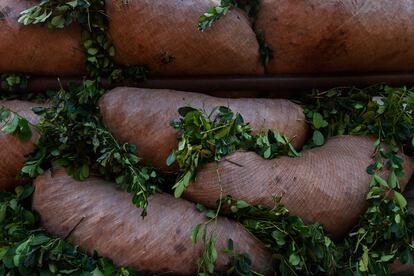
left=1, top=1, right=414, bottom=276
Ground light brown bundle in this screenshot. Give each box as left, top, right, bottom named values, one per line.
left=0, top=100, right=43, bottom=191
left=106, top=0, right=263, bottom=75
left=98, top=87, right=308, bottom=171
left=0, top=0, right=85, bottom=76
left=256, top=0, right=414, bottom=74
left=184, top=136, right=414, bottom=239
left=32, top=169, right=273, bottom=275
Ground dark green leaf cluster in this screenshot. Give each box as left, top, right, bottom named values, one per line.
left=0, top=185, right=138, bottom=275
left=21, top=81, right=162, bottom=213
left=302, top=85, right=414, bottom=274
left=221, top=197, right=337, bottom=276
left=0, top=74, right=29, bottom=92
left=302, top=86, right=414, bottom=152
left=0, top=107, right=32, bottom=141
left=18, top=0, right=148, bottom=81
left=168, top=106, right=298, bottom=198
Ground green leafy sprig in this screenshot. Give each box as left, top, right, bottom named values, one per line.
left=0, top=74, right=29, bottom=92
left=303, top=85, right=414, bottom=274
left=18, top=0, right=148, bottom=81
left=220, top=197, right=337, bottom=276
left=0, top=107, right=32, bottom=141
left=167, top=106, right=298, bottom=198
left=21, top=81, right=162, bottom=214
left=0, top=185, right=138, bottom=275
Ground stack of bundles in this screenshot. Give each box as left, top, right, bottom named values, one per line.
left=98, top=87, right=414, bottom=240
left=0, top=100, right=44, bottom=190
left=2, top=0, right=414, bottom=76
left=1, top=88, right=414, bottom=274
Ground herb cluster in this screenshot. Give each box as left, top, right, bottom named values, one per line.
left=20, top=81, right=162, bottom=214
left=302, top=86, right=414, bottom=275
left=167, top=106, right=298, bottom=198
left=0, top=185, right=138, bottom=275
left=0, top=74, right=29, bottom=92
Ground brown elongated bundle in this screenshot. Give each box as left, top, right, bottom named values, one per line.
left=106, top=0, right=263, bottom=75
left=0, top=100, right=43, bottom=191
left=32, top=169, right=273, bottom=275
left=256, top=0, right=414, bottom=74
left=98, top=87, right=308, bottom=171
left=0, top=0, right=84, bottom=75
left=184, top=136, right=414, bottom=239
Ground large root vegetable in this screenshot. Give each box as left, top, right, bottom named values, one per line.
left=32, top=169, right=273, bottom=275
left=106, top=0, right=263, bottom=75
left=257, top=0, right=414, bottom=74
left=99, top=87, right=308, bottom=171
left=184, top=136, right=414, bottom=239
left=0, top=100, right=43, bottom=190
left=0, top=0, right=84, bottom=76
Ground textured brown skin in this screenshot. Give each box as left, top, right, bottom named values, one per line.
left=0, top=100, right=43, bottom=191
left=184, top=136, right=414, bottom=239
left=32, top=169, right=274, bottom=275
left=98, top=87, right=308, bottom=172
left=0, top=0, right=85, bottom=76
left=106, top=0, right=263, bottom=76
left=257, top=0, right=414, bottom=74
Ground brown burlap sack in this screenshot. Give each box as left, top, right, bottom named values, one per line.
left=32, top=168, right=273, bottom=275
left=256, top=0, right=414, bottom=74
left=0, top=100, right=43, bottom=191
left=184, top=136, right=414, bottom=239
left=0, top=0, right=84, bottom=75
left=98, top=87, right=308, bottom=172
left=106, top=0, right=263, bottom=75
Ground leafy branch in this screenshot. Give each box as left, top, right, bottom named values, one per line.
left=0, top=107, right=32, bottom=141
left=18, top=0, right=148, bottom=81
left=167, top=106, right=298, bottom=198
left=20, top=81, right=162, bottom=214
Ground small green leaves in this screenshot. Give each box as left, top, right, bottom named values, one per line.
left=191, top=223, right=202, bottom=244
left=169, top=106, right=298, bottom=197
left=394, top=191, right=407, bottom=209
left=0, top=74, right=29, bottom=91
left=0, top=108, right=32, bottom=141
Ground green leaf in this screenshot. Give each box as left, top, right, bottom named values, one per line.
left=394, top=191, right=407, bottom=209
left=50, top=15, right=65, bottom=28
left=312, top=113, right=328, bottom=129
left=166, top=153, right=176, bottom=166
left=2, top=116, right=19, bottom=134
left=289, top=253, right=300, bottom=266
left=191, top=224, right=201, bottom=244
left=312, top=130, right=325, bottom=146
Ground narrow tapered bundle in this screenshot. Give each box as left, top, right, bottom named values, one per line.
left=32, top=169, right=273, bottom=274
left=99, top=87, right=308, bottom=171
left=0, top=0, right=84, bottom=75
left=0, top=100, right=43, bottom=191
left=256, top=0, right=414, bottom=74
left=106, top=0, right=263, bottom=75
left=184, top=136, right=414, bottom=239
